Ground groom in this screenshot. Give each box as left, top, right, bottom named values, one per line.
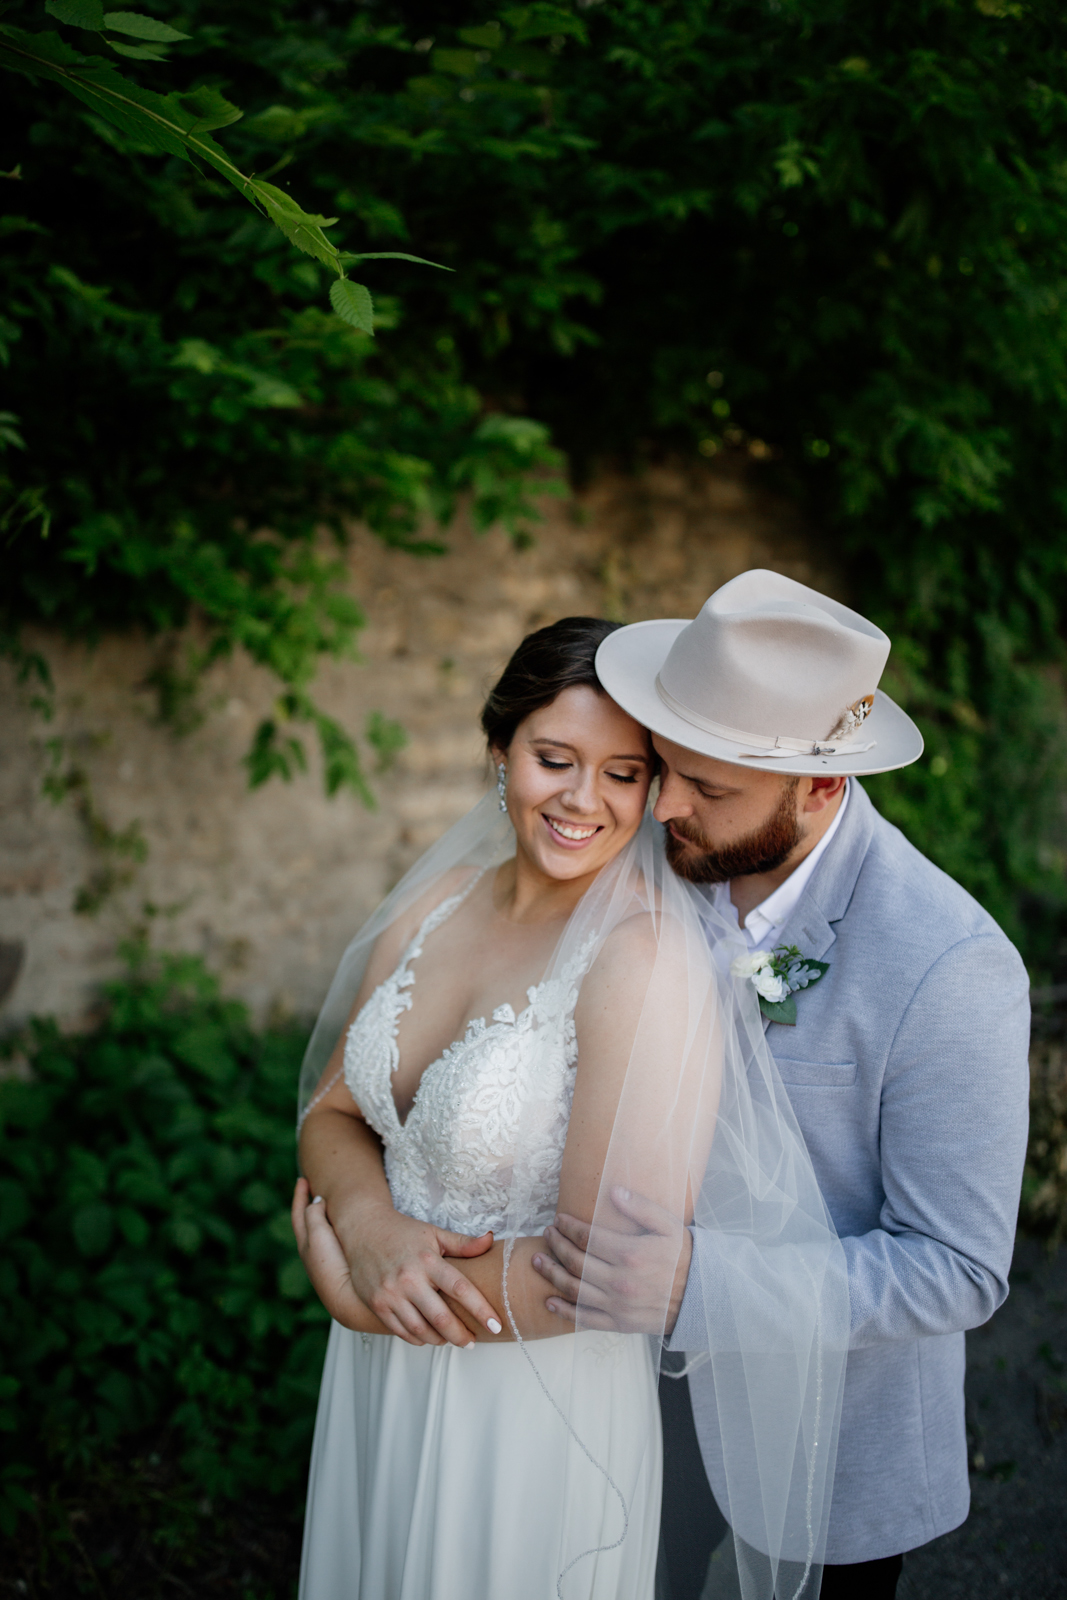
left=533, top=570, right=1031, bottom=1598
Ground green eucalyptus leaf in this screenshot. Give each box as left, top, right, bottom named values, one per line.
left=329, top=277, right=374, bottom=335
left=103, top=12, right=190, bottom=42
left=44, top=0, right=105, bottom=31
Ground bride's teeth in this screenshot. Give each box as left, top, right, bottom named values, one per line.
left=548, top=819, right=597, bottom=841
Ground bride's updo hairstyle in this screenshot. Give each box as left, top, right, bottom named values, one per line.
left=481, top=616, right=622, bottom=752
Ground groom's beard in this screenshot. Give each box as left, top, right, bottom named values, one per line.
left=664, top=778, right=802, bottom=885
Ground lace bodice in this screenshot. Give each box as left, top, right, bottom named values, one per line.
left=343, top=879, right=595, bottom=1237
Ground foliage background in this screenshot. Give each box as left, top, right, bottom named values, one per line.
left=4, top=0, right=1067, bottom=1590
left=5, top=0, right=1067, bottom=960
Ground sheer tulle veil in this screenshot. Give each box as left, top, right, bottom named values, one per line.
left=297, top=788, right=848, bottom=1600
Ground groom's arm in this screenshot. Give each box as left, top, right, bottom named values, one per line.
left=673, top=930, right=1031, bottom=1351
left=541, top=930, right=1031, bottom=1351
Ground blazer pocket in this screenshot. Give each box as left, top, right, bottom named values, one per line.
left=773, top=1057, right=857, bottom=1088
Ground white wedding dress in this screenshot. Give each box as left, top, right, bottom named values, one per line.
left=298, top=884, right=662, bottom=1600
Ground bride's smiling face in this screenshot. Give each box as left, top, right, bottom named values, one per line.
left=494, top=685, right=653, bottom=882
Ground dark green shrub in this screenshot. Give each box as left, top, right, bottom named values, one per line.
left=0, top=945, right=325, bottom=1544
left=1021, top=1034, right=1067, bottom=1250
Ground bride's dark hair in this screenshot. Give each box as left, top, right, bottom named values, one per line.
left=481, top=616, right=622, bottom=751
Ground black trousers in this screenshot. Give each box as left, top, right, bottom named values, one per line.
left=818, top=1554, right=903, bottom=1599
left=656, top=1372, right=904, bottom=1600
left=657, top=1369, right=727, bottom=1600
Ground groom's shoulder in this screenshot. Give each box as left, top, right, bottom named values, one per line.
left=844, top=790, right=1022, bottom=970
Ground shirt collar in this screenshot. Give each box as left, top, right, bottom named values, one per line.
left=711, top=780, right=851, bottom=952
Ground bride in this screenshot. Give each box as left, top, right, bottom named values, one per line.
left=291, top=617, right=847, bottom=1600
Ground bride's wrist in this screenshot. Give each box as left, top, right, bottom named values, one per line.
left=332, top=1191, right=397, bottom=1250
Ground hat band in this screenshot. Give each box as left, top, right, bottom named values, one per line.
left=654, top=676, right=877, bottom=759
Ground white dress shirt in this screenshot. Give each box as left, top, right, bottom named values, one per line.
left=710, top=780, right=851, bottom=952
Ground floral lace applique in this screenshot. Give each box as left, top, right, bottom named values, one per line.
left=343, top=885, right=595, bottom=1238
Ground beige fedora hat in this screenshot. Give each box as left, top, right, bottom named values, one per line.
left=595, top=569, right=923, bottom=777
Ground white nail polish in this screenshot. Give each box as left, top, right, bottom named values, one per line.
left=311, top=1195, right=324, bottom=1205
left=465, top=1341, right=476, bottom=1350
left=487, top=1318, right=502, bottom=1335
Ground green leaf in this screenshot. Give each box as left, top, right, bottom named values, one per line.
left=458, top=22, right=504, bottom=49
left=239, top=1181, right=276, bottom=1215
left=72, top=1201, right=114, bottom=1256
left=0, top=1180, right=29, bottom=1241
left=502, top=4, right=587, bottom=43
left=173, top=85, right=241, bottom=131
left=329, top=278, right=374, bottom=335
left=341, top=251, right=452, bottom=272
left=759, top=993, right=798, bottom=1026
left=103, top=12, right=190, bottom=42
left=244, top=179, right=342, bottom=272
left=170, top=1216, right=201, bottom=1253
left=431, top=48, right=480, bottom=76
left=45, top=0, right=105, bottom=31
left=107, top=40, right=168, bottom=60
left=278, top=1257, right=311, bottom=1299
left=365, top=709, right=407, bottom=773
left=116, top=1205, right=149, bottom=1246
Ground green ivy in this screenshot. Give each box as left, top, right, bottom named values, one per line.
left=0, top=945, right=324, bottom=1541
left=5, top=0, right=1067, bottom=962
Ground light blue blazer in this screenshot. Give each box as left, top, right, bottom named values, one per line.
left=671, top=781, right=1031, bottom=1564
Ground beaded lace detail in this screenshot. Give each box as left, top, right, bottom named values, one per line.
left=343, top=876, right=595, bottom=1238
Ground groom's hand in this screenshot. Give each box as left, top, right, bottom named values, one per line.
left=532, top=1186, right=693, bottom=1335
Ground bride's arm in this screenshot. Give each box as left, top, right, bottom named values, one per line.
left=298, top=1077, right=502, bottom=1346
left=295, top=913, right=502, bottom=1348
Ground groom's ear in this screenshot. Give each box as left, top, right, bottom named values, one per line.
left=800, top=774, right=847, bottom=814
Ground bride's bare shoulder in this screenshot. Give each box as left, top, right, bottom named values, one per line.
left=363, top=863, right=494, bottom=985
left=578, top=886, right=704, bottom=1016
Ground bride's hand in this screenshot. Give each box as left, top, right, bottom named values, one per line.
left=291, top=1177, right=379, bottom=1333
left=342, top=1198, right=500, bottom=1348
left=296, top=1179, right=500, bottom=1348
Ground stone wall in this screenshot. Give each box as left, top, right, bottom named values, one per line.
left=0, top=458, right=838, bottom=1031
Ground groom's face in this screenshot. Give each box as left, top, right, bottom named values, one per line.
left=652, top=737, right=811, bottom=884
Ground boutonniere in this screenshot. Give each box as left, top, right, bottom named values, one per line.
left=730, top=944, right=830, bottom=1026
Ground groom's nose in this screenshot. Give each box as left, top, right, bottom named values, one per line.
left=652, top=768, right=691, bottom=822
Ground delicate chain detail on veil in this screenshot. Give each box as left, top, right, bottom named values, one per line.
left=500, top=1238, right=631, bottom=1600
left=659, top=1345, right=710, bottom=1379
left=784, top=1258, right=824, bottom=1600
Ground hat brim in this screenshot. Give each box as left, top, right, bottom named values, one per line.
left=596, top=619, right=924, bottom=777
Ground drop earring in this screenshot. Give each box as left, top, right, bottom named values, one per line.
left=497, top=762, right=508, bottom=812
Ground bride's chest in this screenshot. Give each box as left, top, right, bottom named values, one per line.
left=343, top=973, right=579, bottom=1159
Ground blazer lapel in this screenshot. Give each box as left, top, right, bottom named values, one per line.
left=773, top=779, right=878, bottom=961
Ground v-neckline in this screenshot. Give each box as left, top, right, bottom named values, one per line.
left=382, top=869, right=503, bottom=1130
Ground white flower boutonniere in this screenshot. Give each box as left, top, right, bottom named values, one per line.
left=730, top=943, right=830, bottom=1025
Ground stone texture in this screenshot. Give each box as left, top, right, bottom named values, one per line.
left=0, top=458, right=837, bottom=1030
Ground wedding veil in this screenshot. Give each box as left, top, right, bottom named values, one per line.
left=297, top=788, right=848, bottom=1600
